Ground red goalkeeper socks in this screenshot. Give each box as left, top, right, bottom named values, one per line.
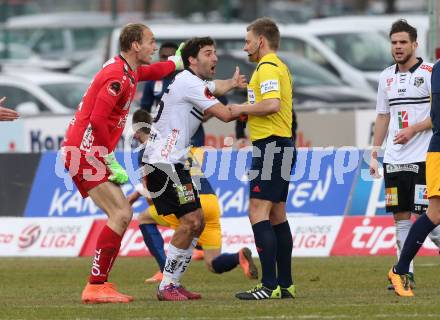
left=88, top=225, right=122, bottom=284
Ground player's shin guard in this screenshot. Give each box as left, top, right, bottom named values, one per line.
left=273, top=221, right=293, bottom=288
left=252, top=220, right=277, bottom=290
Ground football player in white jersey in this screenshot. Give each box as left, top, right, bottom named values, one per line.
left=142, top=37, right=246, bottom=301
left=370, top=19, right=440, bottom=294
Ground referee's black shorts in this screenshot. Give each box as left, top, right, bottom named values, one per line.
left=145, top=163, right=201, bottom=218
left=249, top=136, right=296, bottom=203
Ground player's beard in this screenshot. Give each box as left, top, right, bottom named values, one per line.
left=201, top=63, right=215, bottom=80
left=393, top=50, right=413, bottom=65
left=207, top=67, right=216, bottom=80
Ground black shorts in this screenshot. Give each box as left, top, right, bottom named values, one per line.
left=249, top=136, right=296, bottom=203
left=145, top=163, right=201, bottom=218
left=383, top=162, right=428, bottom=214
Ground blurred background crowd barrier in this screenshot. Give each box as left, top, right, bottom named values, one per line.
left=0, top=149, right=438, bottom=257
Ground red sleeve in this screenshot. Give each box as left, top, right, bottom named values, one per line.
left=90, top=77, right=129, bottom=152
left=137, top=61, right=175, bottom=81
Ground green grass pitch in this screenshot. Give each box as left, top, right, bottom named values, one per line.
left=2, top=256, right=440, bottom=319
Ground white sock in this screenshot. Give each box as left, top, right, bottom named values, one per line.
left=172, top=237, right=199, bottom=287
left=159, top=244, right=187, bottom=290
left=395, top=219, right=414, bottom=274
left=428, top=225, right=440, bottom=249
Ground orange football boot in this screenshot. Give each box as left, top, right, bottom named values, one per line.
left=239, top=247, right=258, bottom=280
left=81, top=282, right=133, bottom=304
left=388, top=268, right=414, bottom=297
left=144, top=271, right=163, bottom=284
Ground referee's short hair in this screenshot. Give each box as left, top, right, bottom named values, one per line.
left=389, top=19, right=417, bottom=42
left=181, top=37, right=215, bottom=69
left=247, top=17, right=280, bottom=50
left=132, top=109, right=152, bottom=135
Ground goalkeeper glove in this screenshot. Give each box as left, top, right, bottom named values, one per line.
left=168, top=42, right=185, bottom=71
left=104, top=152, right=128, bottom=185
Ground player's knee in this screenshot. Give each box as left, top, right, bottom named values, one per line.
left=427, top=199, right=440, bottom=224
left=182, top=215, right=204, bottom=237
left=137, top=213, right=148, bottom=225
left=189, top=218, right=204, bottom=236
left=113, top=207, right=133, bottom=230
left=428, top=210, right=440, bottom=225
left=138, top=211, right=153, bottom=225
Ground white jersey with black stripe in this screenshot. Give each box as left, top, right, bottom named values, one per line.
left=142, top=69, right=218, bottom=165
left=376, top=58, right=433, bottom=164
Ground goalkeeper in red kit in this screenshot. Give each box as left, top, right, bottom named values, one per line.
left=61, top=23, right=183, bottom=304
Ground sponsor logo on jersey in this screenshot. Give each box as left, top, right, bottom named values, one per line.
left=385, top=187, right=398, bottom=206
left=79, top=123, right=95, bottom=152
left=414, top=77, right=424, bottom=88
left=248, top=89, right=255, bottom=104
left=414, top=184, right=429, bottom=205
left=397, top=110, right=408, bottom=129
left=160, top=129, right=180, bottom=159
left=398, top=88, right=406, bottom=95
left=107, top=80, right=122, bottom=96
left=204, top=87, right=216, bottom=100
left=260, top=79, right=279, bottom=94
left=117, top=113, right=129, bottom=128
left=421, top=64, right=433, bottom=72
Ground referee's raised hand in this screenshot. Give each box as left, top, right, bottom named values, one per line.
left=0, top=97, right=19, bottom=121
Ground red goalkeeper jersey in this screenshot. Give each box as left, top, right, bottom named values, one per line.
left=63, top=55, right=175, bottom=153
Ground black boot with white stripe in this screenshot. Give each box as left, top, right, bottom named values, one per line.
left=235, top=283, right=281, bottom=300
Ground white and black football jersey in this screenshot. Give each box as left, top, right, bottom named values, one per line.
left=376, top=58, right=432, bottom=164
left=142, top=69, right=219, bottom=165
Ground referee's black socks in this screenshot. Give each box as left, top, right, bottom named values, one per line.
left=252, top=220, right=277, bottom=290
left=273, top=221, right=293, bottom=288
